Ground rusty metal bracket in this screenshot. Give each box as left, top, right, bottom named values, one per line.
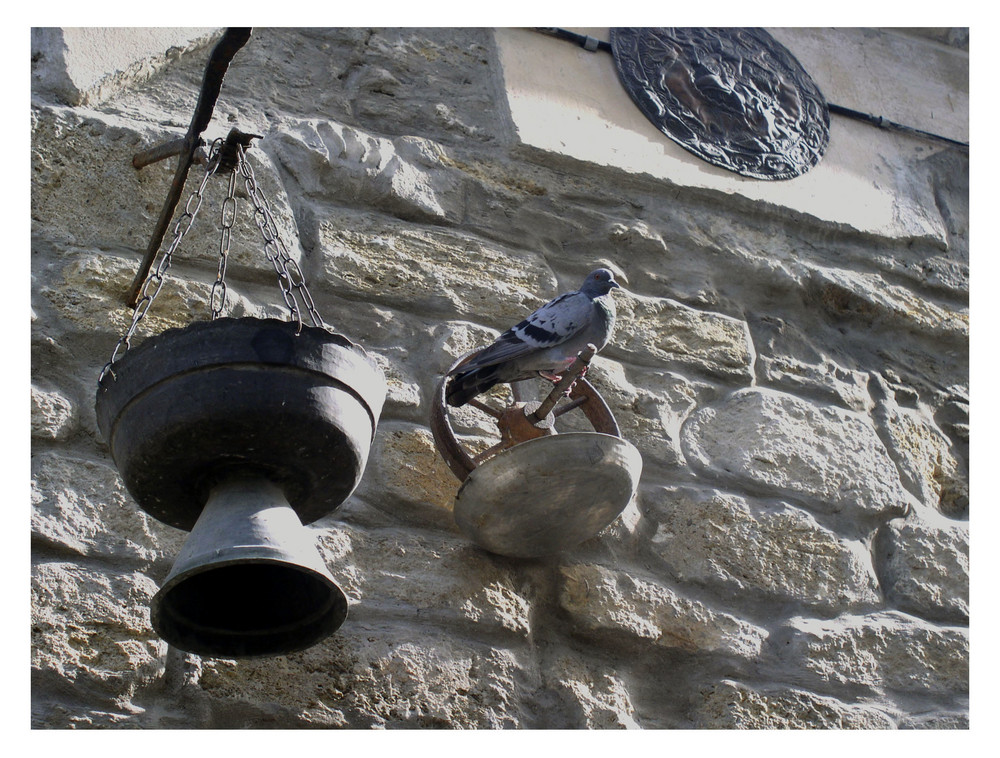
left=431, top=345, right=621, bottom=483
left=126, top=27, right=253, bottom=307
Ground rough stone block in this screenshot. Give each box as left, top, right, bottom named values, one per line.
left=30, top=105, right=302, bottom=272
left=358, top=421, right=464, bottom=531
left=38, top=251, right=277, bottom=346
left=643, top=486, right=881, bottom=612
left=876, top=513, right=969, bottom=622
left=313, top=213, right=554, bottom=324
left=315, top=523, right=531, bottom=637
left=31, top=384, right=76, bottom=441
left=546, top=656, right=640, bottom=728
left=681, top=388, right=911, bottom=519
left=692, top=679, right=895, bottom=728
left=774, top=611, right=968, bottom=696
left=558, top=563, right=767, bottom=660
left=809, top=266, right=968, bottom=340
left=610, top=290, right=754, bottom=382
left=31, top=562, right=165, bottom=695
left=749, top=314, right=873, bottom=412
left=31, top=451, right=185, bottom=564
left=267, top=119, right=466, bottom=224
left=196, top=621, right=530, bottom=728
left=575, top=359, right=703, bottom=473
left=874, top=397, right=968, bottom=516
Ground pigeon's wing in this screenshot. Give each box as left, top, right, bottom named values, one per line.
left=450, top=291, right=594, bottom=374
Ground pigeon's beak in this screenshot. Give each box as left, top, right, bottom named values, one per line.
left=610, top=280, right=621, bottom=289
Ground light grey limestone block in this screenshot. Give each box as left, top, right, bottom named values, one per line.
left=356, top=421, right=466, bottom=532
left=558, top=562, right=768, bottom=661
left=31, top=562, right=166, bottom=697
left=266, top=119, right=466, bottom=224
left=31, top=451, right=185, bottom=564
left=643, top=486, right=881, bottom=612
left=773, top=611, right=968, bottom=696
left=681, top=387, right=911, bottom=519
left=31, top=384, right=76, bottom=441
left=874, top=395, right=968, bottom=516
left=692, top=679, right=895, bottom=729
left=314, top=523, right=531, bottom=638
left=195, top=620, right=531, bottom=728
left=544, top=655, right=641, bottom=729
left=609, top=289, right=755, bottom=383
left=312, top=211, right=555, bottom=324
left=876, top=510, right=969, bottom=622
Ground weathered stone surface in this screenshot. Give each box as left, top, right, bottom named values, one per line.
left=898, top=710, right=970, bottom=729
left=31, top=451, right=185, bottom=563
left=314, top=213, right=554, bottom=324
left=547, top=656, right=640, bottom=729
left=610, top=290, right=754, bottom=382
left=31, top=384, right=76, bottom=441
left=30, top=106, right=303, bottom=272
left=267, top=119, right=467, bottom=223
left=808, top=266, right=969, bottom=340
left=874, top=397, right=969, bottom=516
left=37, top=250, right=286, bottom=348
left=682, top=388, right=911, bottom=519
left=196, top=621, right=529, bottom=728
left=877, top=513, right=969, bottom=622
left=774, top=612, right=968, bottom=696
left=31, top=27, right=217, bottom=107
left=31, top=562, right=166, bottom=694
left=578, top=359, right=704, bottom=473
left=692, top=679, right=895, bottom=729
left=358, top=421, right=464, bottom=531
left=559, top=563, right=767, bottom=660
left=644, top=486, right=881, bottom=612
left=315, top=523, right=531, bottom=637
left=749, top=314, right=873, bottom=412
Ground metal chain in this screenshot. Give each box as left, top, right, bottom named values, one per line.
left=236, top=145, right=326, bottom=333
left=99, top=148, right=222, bottom=382
left=210, top=144, right=238, bottom=319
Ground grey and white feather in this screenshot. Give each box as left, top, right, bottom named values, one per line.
left=446, top=268, right=621, bottom=407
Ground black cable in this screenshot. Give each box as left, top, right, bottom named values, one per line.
left=533, top=27, right=612, bottom=53
left=827, top=103, right=967, bottom=151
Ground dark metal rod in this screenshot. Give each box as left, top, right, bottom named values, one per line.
left=126, top=27, right=253, bottom=307
left=527, top=344, right=596, bottom=424
left=133, top=138, right=189, bottom=169
left=552, top=395, right=587, bottom=418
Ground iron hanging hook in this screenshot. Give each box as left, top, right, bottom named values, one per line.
left=126, top=27, right=253, bottom=308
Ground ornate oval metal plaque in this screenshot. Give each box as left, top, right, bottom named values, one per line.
left=610, top=27, right=830, bottom=180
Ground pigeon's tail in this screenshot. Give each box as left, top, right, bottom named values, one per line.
left=445, top=365, right=505, bottom=407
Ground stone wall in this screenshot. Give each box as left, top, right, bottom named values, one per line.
left=30, top=27, right=969, bottom=728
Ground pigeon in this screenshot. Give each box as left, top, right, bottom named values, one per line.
left=446, top=268, right=621, bottom=407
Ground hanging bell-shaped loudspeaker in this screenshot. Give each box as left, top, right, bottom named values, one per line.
left=97, top=317, right=386, bottom=657
left=151, top=476, right=347, bottom=657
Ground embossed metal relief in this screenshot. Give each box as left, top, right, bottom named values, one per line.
left=610, top=28, right=830, bottom=180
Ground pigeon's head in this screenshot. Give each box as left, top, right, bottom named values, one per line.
left=580, top=268, right=621, bottom=298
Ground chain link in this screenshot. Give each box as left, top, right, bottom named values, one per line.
left=100, top=137, right=330, bottom=383
left=210, top=147, right=238, bottom=320
left=237, top=145, right=326, bottom=333
left=99, top=146, right=222, bottom=383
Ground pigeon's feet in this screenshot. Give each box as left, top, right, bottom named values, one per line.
left=539, top=371, right=562, bottom=383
